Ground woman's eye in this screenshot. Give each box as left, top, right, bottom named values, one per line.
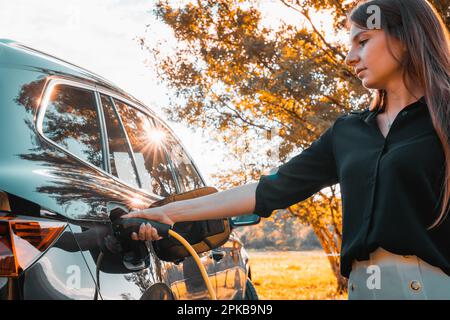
left=359, top=39, right=369, bottom=46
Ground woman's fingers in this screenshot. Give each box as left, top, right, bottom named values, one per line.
left=122, top=212, right=149, bottom=219
left=150, top=225, right=162, bottom=240
left=146, top=223, right=162, bottom=240
left=122, top=209, right=158, bottom=220
left=121, top=207, right=175, bottom=227
left=138, top=223, right=146, bottom=240
left=131, top=223, right=162, bottom=241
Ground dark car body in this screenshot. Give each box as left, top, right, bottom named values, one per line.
left=0, top=39, right=258, bottom=300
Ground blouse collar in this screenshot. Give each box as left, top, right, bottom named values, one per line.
left=362, top=96, right=427, bottom=124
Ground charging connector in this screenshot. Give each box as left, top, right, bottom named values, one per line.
left=110, top=208, right=217, bottom=300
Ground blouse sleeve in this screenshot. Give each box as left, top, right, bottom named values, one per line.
left=252, top=121, right=339, bottom=218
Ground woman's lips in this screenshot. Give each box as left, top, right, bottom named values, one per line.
left=357, top=68, right=367, bottom=77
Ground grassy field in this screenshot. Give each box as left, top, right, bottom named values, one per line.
left=247, top=250, right=348, bottom=300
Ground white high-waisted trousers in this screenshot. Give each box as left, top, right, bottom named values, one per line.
left=348, top=247, right=450, bottom=300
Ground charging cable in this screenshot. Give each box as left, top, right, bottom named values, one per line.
left=110, top=208, right=217, bottom=300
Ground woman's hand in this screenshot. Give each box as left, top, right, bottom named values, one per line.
left=121, top=206, right=175, bottom=241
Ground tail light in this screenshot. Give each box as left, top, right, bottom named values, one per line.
left=0, top=213, right=66, bottom=277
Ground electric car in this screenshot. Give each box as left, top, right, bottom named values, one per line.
left=0, top=39, right=260, bottom=300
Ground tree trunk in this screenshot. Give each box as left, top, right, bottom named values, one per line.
left=311, top=225, right=348, bottom=294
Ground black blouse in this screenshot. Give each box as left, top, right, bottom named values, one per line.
left=253, top=97, right=450, bottom=278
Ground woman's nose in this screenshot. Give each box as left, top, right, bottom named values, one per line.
left=345, top=48, right=360, bottom=66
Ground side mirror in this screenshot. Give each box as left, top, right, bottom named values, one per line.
left=230, top=214, right=261, bottom=227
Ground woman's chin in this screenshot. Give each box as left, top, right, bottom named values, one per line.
left=361, top=78, right=382, bottom=90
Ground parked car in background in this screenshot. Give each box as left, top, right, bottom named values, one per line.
left=0, top=39, right=260, bottom=300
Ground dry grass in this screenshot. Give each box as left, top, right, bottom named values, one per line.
left=247, top=250, right=348, bottom=300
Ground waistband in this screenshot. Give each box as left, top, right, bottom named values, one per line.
left=352, top=247, right=443, bottom=274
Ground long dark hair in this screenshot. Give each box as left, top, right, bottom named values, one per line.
left=349, top=0, right=450, bottom=229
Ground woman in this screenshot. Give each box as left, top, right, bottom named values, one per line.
left=124, top=0, right=450, bottom=299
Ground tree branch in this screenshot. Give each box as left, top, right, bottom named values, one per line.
left=213, top=94, right=270, bottom=131
left=279, top=0, right=347, bottom=61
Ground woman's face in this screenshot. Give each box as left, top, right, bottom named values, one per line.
left=345, top=24, right=406, bottom=90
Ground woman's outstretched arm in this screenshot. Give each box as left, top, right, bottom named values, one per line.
left=164, top=182, right=259, bottom=222
left=122, top=182, right=259, bottom=240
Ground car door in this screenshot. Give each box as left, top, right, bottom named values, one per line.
left=113, top=99, right=218, bottom=300
left=37, top=79, right=173, bottom=300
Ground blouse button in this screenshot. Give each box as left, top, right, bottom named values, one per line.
left=410, top=280, right=421, bottom=291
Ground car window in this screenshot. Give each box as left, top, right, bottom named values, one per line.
left=114, top=99, right=176, bottom=197
left=100, top=94, right=140, bottom=188
left=42, top=85, right=103, bottom=168
left=155, top=122, right=204, bottom=192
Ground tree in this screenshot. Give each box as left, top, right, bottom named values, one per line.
left=143, top=0, right=449, bottom=293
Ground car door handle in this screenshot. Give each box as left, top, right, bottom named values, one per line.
left=211, top=250, right=225, bottom=262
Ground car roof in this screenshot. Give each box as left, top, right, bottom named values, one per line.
left=0, top=38, right=148, bottom=109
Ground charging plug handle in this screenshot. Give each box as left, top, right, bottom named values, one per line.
left=110, top=208, right=172, bottom=240
left=116, top=217, right=171, bottom=240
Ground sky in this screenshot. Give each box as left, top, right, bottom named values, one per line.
left=0, top=0, right=340, bottom=184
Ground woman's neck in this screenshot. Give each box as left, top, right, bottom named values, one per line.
left=384, top=81, right=425, bottom=114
